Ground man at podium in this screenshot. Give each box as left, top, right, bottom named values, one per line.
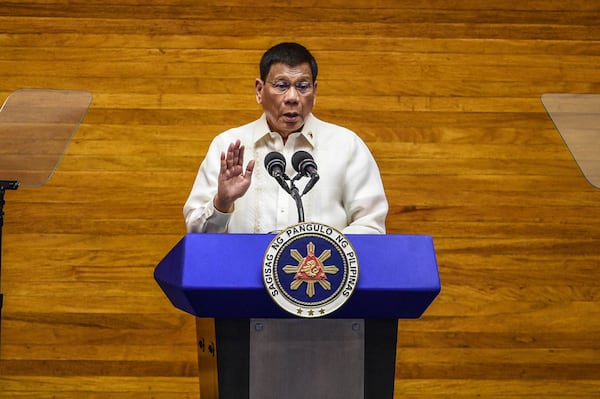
left=156, top=46, right=440, bottom=397
left=183, top=42, right=388, bottom=235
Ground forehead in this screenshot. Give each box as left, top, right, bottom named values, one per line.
left=267, top=62, right=313, bottom=80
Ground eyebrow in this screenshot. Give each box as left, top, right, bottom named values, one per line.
left=271, top=75, right=312, bottom=81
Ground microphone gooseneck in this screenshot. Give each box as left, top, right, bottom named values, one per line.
left=292, top=151, right=319, bottom=195
left=264, top=151, right=321, bottom=223
left=264, top=151, right=291, bottom=194
left=291, top=151, right=318, bottom=178
left=265, top=151, right=286, bottom=177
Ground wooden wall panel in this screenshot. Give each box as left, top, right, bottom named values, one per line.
left=1, top=1, right=599, bottom=398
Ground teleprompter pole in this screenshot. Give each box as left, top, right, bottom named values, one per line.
left=0, top=180, right=19, bottom=355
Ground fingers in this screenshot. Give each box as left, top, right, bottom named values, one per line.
left=245, top=159, right=255, bottom=175
left=220, top=140, right=254, bottom=180
left=220, top=140, right=239, bottom=174
left=224, top=140, right=245, bottom=170
left=219, top=148, right=233, bottom=177
left=225, top=142, right=235, bottom=170
left=237, top=142, right=245, bottom=167
left=216, top=141, right=254, bottom=209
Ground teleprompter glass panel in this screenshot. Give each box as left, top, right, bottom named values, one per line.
left=0, top=89, right=92, bottom=187
left=542, top=93, right=600, bottom=189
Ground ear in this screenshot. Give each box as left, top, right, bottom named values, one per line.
left=255, top=78, right=264, bottom=104
left=312, top=80, right=318, bottom=107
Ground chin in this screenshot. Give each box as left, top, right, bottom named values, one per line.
left=280, top=121, right=304, bottom=133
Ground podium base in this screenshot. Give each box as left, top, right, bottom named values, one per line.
left=196, top=318, right=397, bottom=399
left=250, top=318, right=364, bottom=399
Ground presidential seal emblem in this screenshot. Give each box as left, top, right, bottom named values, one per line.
left=262, top=222, right=359, bottom=318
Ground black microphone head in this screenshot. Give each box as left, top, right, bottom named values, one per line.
left=265, top=151, right=286, bottom=176
left=291, top=150, right=317, bottom=177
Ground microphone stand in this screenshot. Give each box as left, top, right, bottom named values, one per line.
left=288, top=176, right=305, bottom=223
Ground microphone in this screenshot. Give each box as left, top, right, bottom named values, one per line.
left=264, top=152, right=291, bottom=194
left=292, top=150, right=319, bottom=195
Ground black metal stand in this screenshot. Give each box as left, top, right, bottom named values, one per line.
left=0, top=180, right=19, bottom=352
left=289, top=178, right=305, bottom=223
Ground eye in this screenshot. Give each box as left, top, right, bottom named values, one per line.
left=295, top=82, right=312, bottom=92
left=272, top=81, right=291, bottom=92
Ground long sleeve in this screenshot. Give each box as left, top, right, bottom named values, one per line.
left=183, top=135, right=233, bottom=233
left=340, top=136, right=388, bottom=234
left=298, top=116, right=388, bottom=235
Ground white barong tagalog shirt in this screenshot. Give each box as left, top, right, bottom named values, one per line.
left=184, top=113, right=388, bottom=234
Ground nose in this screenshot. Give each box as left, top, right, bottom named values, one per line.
left=283, top=85, right=300, bottom=103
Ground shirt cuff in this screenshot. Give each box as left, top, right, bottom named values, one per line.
left=206, top=201, right=233, bottom=232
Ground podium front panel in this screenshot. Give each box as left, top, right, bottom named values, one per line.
left=155, top=233, right=440, bottom=319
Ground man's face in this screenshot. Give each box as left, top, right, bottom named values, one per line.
left=255, top=62, right=317, bottom=137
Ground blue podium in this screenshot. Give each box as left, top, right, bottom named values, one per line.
left=155, top=233, right=440, bottom=399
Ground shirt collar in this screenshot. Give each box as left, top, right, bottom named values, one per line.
left=253, top=113, right=316, bottom=147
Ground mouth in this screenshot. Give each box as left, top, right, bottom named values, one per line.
left=283, top=112, right=300, bottom=122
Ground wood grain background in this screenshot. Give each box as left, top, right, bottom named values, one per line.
left=1, top=1, right=599, bottom=397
